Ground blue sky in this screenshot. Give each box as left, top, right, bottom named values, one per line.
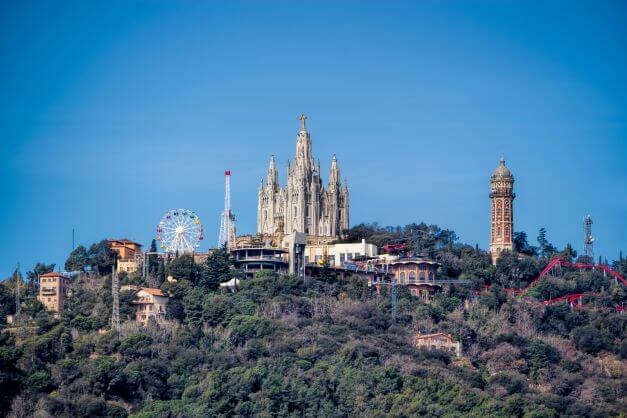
left=1, top=1, right=625, bottom=277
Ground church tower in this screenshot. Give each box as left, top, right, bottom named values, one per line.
left=489, top=156, right=515, bottom=264
left=257, top=115, right=349, bottom=239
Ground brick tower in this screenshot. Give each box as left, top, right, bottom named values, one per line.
left=489, top=156, right=515, bottom=264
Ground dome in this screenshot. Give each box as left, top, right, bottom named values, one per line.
left=492, top=156, right=513, bottom=180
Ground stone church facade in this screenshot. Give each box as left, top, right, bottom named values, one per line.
left=257, top=115, right=349, bottom=238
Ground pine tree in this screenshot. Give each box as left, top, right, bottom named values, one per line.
left=148, top=239, right=159, bottom=276
left=537, top=228, right=557, bottom=259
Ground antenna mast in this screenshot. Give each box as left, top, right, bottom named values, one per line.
left=219, top=170, right=236, bottom=249
left=584, top=215, right=594, bottom=260
left=14, top=263, right=20, bottom=318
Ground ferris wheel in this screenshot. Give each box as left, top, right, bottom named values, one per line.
left=156, top=209, right=204, bottom=254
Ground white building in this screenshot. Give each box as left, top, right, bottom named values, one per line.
left=132, top=288, right=168, bottom=326
left=304, top=239, right=378, bottom=267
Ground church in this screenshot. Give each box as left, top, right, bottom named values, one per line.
left=257, top=115, right=349, bottom=239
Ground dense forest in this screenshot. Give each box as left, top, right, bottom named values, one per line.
left=1, top=222, right=626, bottom=417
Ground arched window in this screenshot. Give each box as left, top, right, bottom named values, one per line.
left=400, top=271, right=406, bottom=285
left=409, top=271, right=416, bottom=283
left=429, top=271, right=434, bottom=281
left=419, top=272, right=426, bottom=282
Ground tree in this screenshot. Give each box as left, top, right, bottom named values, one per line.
left=558, top=243, right=577, bottom=263
left=87, top=240, right=117, bottom=275
left=65, top=245, right=89, bottom=272
left=494, top=251, right=539, bottom=288
left=513, top=232, right=538, bottom=256
left=26, top=262, right=55, bottom=290
left=167, top=254, right=198, bottom=281
left=198, top=248, right=232, bottom=290
left=537, top=228, right=557, bottom=259
left=147, top=239, right=159, bottom=276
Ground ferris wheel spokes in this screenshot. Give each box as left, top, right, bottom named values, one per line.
left=156, top=208, right=203, bottom=255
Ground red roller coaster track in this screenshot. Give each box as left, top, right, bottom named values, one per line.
left=520, top=257, right=626, bottom=295
left=479, top=258, right=626, bottom=311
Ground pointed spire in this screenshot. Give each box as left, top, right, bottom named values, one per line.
left=329, top=154, right=340, bottom=186
left=299, top=113, right=308, bottom=132
left=267, top=155, right=278, bottom=187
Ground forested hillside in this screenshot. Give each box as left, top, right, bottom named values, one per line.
left=1, top=223, right=625, bottom=417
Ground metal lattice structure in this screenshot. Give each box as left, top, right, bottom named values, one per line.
left=584, top=215, right=594, bottom=259
left=111, top=263, right=120, bottom=333
left=14, top=264, right=20, bottom=318
left=218, top=170, right=236, bottom=249
left=157, top=209, right=204, bottom=254
left=391, top=278, right=397, bottom=322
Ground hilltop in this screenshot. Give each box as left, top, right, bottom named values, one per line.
left=1, top=223, right=626, bottom=417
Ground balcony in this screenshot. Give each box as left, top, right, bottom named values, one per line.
left=41, top=287, right=57, bottom=295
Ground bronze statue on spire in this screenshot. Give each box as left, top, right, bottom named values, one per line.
left=299, top=113, right=308, bottom=131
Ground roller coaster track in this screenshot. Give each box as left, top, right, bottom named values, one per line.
left=520, top=257, right=626, bottom=295
left=481, top=258, right=626, bottom=312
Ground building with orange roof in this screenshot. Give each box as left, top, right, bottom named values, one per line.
left=108, top=238, right=143, bottom=273
left=132, top=287, right=168, bottom=325
left=38, top=272, right=68, bottom=314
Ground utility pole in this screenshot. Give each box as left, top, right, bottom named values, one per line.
left=391, top=277, right=397, bottom=322
left=111, top=256, right=120, bottom=333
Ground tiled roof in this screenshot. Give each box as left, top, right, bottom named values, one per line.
left=40, top=272, right=67, bottom=278
left=108, top=238, right=143, bottom=246
left=139, top=287, right=166, bottom=297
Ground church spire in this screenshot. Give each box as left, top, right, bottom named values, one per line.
left=329, top=154, right=340, bottom=187
left=267, top=155, right=278, bottom=187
